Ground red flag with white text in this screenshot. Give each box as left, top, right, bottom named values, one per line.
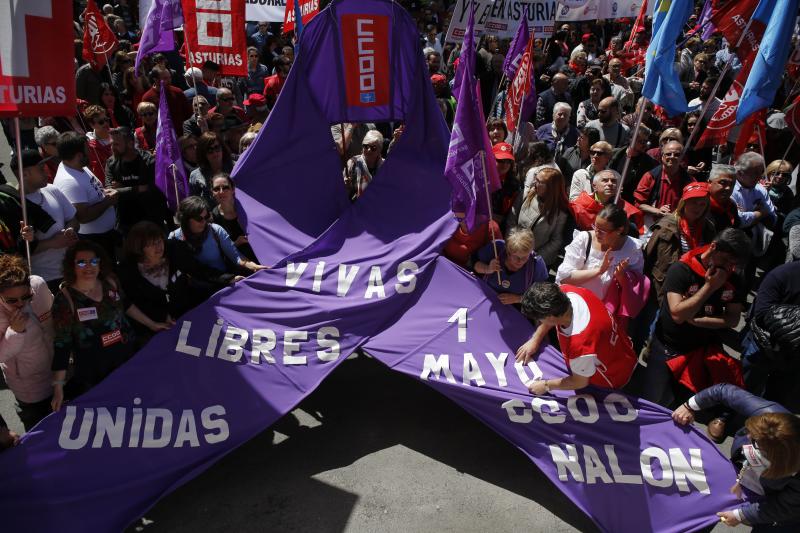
left=0, top=0, right=76, bottom=117
left=82, top=0, right=119, bottom=70
left=710, top=0, right=762, bottom=71
left=182, top=0, right=247, bottom=77
left=504, top=34, right=534, bottom=133
left=283, top=0, right=321, bottom=33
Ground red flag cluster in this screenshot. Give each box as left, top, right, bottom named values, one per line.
left=82, top=0, right=119, bottom=70
left=695, top=0, right=765, bottom=151
left=504, top=34, right=534, bottom=133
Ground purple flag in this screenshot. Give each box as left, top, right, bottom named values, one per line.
left=502, top=5, right=530, bottom=79
left=444, top=5, right=501, bottom=232
left=136, top=0, right=183, bottom=71
left=698, top=0, right=716, bottom=41
left=155, top=81, right=189, bottom=211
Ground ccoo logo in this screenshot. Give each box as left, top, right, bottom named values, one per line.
left=341, top=14, right=390, bottom=107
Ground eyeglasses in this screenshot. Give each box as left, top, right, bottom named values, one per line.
left=0, top=292, right=33, bottom=305
left=362, top=144, right=380, bottom=152
left=663, top=151, right=681, bottom=158
left=76, top=258, right=101, bottom=268
left=207, top=145, right=222, bottom=153
left=592, top=224, right=615, bottom=236
left=192, top=213, right=212, bottom=222
left=212, top=185, right=231, bottom=192
left=590, top=150, right=609, bottom=157
left=769, top=172, right=791, bottom=180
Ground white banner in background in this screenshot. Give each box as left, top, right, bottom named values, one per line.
left=446, top=0, right=558, bottom=42
left=556, top=0, right=650, bottom=22
left=245, top=0, right=286, bottom=22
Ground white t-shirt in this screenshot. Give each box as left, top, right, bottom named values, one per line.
left=28, top=186, right=76, bottom=282
left=53, top=162, right=116, bottom=235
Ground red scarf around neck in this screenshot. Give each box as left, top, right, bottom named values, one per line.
left=679, top=245, right=734, bottom=292
left=709, top=196, right=735, bottom=226
left=678, top=217, right=704, bottom=251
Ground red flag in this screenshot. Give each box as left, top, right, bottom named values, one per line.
left=710, top=0, right=762, bottom=71
left=504, top=35, right=534, bottom=133
left=82, top=0, right=118, bottom=70
left=283, top=0, right=321, bottom=34
left=733, top=109, right=766, bottom=158
left=182, top=0, right=247, bottom=77
left=695, top=68, right=748, bottom=149
left=785, top=95, right=800, bottom=140
left=623, top=0, right=647, bottom=52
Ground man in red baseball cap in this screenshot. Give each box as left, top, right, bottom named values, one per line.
left=491, top=142, right=519, bottom=225
left=244, top=93, right=269, bottom=124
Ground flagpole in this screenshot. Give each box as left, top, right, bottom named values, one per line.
left=182, top=28, right=200, bottom=95
left=170, top=163, right=181, bottom=208
left=478, top=150, right=502, bottom=286
left=13, top=118, right=32, bottom=271
left=781, top=137, right=796, bottom=162
left=614, top=97, right=647, bottom=204
left=681, top=15, right=757, bottom=158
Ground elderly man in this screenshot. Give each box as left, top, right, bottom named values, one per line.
left=184, top=67, right=218, bottom=107
left=707, top=164, right=740, bottom=230
left=604, top=58, right=634, bottom=111
left=634, top=140, right=693, bottom=226
left=34, top=125, right=61, bottom=182
left=585, top=96, right=630, bottom=148
left=209, top=88, right=246, bottom=131
left=570, top=169, right=644, bottom=233
left=536, top=102, right=578, bottom=160
left=535, top=73, right=572, bottom=127
left=733, top=152, right=777, bottom=258
left=183, top=96, right=210, bottom=137
left=343, top=130, right=384, bottom=201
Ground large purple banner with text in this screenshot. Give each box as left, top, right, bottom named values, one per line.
left=0, top=2, right=742, bottom=532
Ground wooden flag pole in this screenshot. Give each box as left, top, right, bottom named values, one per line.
left=13, top=118, right=32, bottom=271
left=478, top=150, right=502, bottom=286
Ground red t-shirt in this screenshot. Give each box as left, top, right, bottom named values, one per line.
left=556, top=285, right=637, bottom=389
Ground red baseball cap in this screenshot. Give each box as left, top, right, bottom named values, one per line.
left=681, top=181, right=709, bottom=201
left=492, top=142, right=515, bottom=161
left=244, top=93, right=266, bottom=108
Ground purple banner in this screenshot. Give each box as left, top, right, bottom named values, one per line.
left=365, top=258, right=742, bottom=533
left=155, top=81, right=189, bottom=211
left=0, top=2, right=744, bottom=532
left=136, top=0, right=182, bottom=71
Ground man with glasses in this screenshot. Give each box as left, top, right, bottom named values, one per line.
left=570, top=169, right=643, bottom=233
left=634, top=140, right=693, bottom=228
left=263, top=55, right=292, bottom=109
left=707, top=165, right=740, bottom=231
left=209, top=88, right=246, bottom=131
left=183, top=96, right=211, bottom=137
left=610, top=124, right=657, bottom=204
left=344, top=130, right=384, bottom=201
left=585, top=96, right=630, bottom=148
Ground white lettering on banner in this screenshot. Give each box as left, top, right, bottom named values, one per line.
left=189, top=51, right=244, bottom=66
left=548, top=444, right=709, bottom=493
left=418, top=351, right=543, bottom=389
left=356, top=19, right=376, bottom=101
left=58, top=400, right=230, bottom=450
left=446, top=0, right=557, bottom=42
left=501, top=393, right=639, bottom=424
left=176, top=320, right=342, bottom=366
left=0, top=85, right=67, bottom=105
left=245, top=0, right=286, bottom=23
left=447, top=308, right=469, bottom=342
left=284, top=260, right=419, bottom=298
left=0, top=0, right=52, bottom=77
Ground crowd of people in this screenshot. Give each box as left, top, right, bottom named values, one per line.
left=0, top=1, right=799, bottom=529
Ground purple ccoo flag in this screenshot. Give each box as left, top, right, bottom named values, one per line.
left=155, top=81, right=189, bottom=210
left=136, top=0, right=184, bottom=71
left=444, top=3, right=501, bottom=232
left=502, top=5, right=529, bottom=79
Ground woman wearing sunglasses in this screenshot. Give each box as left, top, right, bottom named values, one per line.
left=190, top=132, right=233, bottom=208
left=210, top=174, right=257, bottom=262
left=0, top=254, right=55, bottom=430
left=51, top=241, right=137, bottom=411
left=169, top=196, right=268, bottom=275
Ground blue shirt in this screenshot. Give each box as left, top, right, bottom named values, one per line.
left=169, top=224, right=241, bottom=272
left=477, top=240, right=548, bottom=296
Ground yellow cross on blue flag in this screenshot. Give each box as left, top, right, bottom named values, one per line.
left=641, top=0, right=693, bottom=117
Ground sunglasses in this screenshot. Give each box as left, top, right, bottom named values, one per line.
left=212, top=185, right=231, bottom=192
left=590, top=150, right=609, bottom=156
left=192, top=213, right=212, bottom=222
left=76, top=258, right=101, bottom=268
left=362, top=144, right=380, bottom=152
left=1, top=292, right=33, bottom=305
left=769, top=172, right=791, bottom=179
left=663, top=152, right=681, bottom=158
left=140, top=112, right=155, bottom=117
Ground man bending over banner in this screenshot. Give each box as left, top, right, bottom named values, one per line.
left=515, top=282, right=638, bottom=394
